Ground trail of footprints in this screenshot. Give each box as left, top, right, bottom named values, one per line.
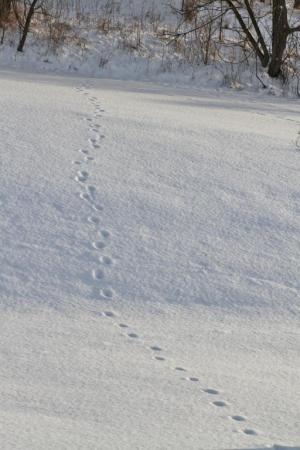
left=99, top=311, right=257, bottom=437
left=74, top=83, right=258, bottom=439
left=74, top=84, right=115, bottom=301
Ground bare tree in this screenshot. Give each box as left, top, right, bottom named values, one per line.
left=13, top=0, right=46, bottom=51
left=268, top=0, right=300, bottom=77
left=173, top=0, right=300, bottom=78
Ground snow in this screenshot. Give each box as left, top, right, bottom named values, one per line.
left=0, top=68, right=299, bottom=449
left=0, top=5, right=297, bottom=96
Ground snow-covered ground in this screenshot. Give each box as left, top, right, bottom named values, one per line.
left=1, top=0, right=299, bottom=96
left=0, top=27, right=292, bottom=96
left=0, top=68, right=299, bottom=449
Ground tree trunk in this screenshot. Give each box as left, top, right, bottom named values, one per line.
left=225, top=0, right=270, bottom=67
left=17, top=0, right=38, bottom=52
left=267, top=0, right=289, bottom=77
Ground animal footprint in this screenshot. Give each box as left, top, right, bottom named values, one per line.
left=119, top=323, right=129, bottom=329
left=187, top=377, right=199, bottom=382
left=155, top=356, right=166, bottom=361
left=212, top=401, right=228, bottom=407
left=99, top=256, right=113, bottom=266
left=100, top=230, right=110, bottom=239
left=80, top=192, right=91, bottom=202
left=87, top=216, right=100, bottom=225
left=243, top=429, right=257, bottom=435
left=86, top=186, right=96, bottom=197
left=89, top=139, right=100, bottom=148
left=127, top=332, right=139, bottom=339
left=100, top=288, right=114, bottom=299
left=231, top=415, right=246, bottom=422
left=92, top=204, right=103, bottom=212
left=174, top=367, right=187, bottom=372
left=92, top=269, right=105, bottom=280
left=92, top=241, right=106, bottom=250
left=204, top=389, right=219, bottom=395
left=76, top=171, right=89, bottom=182
left=103, top=311, right=115, bottom=318
left=93, top=144, right=101, bottom=149
left=150, top=346, right=162, bottom=352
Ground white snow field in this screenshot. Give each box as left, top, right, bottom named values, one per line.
left=0, top=69, right=299, bottom=450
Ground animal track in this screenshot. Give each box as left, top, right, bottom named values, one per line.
left=79, top=192, right=91, bottom=202
left=87, top=216, right=100, bottom=225
left=213, top=401, right=228, bottom=407
left=92, top=241, right=106, bottom=250
left=243, top=428, right=257, bottom=435
left=150, top=346, right=162, bottom=352
left=204, top=389, right=219, bottom=395
left=127, top=333, right=139, bottom=339
left=231, top=415, right=246, bottom=422
left=99, top=255, right=113, bottom=266
left=92, top=204, right=102, bottom=212
left=86, top=185, right=96, bottom=197
left=76, top=170, right=89, bottom=181
left=100, top=288, right=114, bottom=299
left=89, top=139, right=100, bottom=148
left=103, top=311, right=115, bottom=318
left=92, top=269, right=105, bottom=280
left=75, top=87, right=256, bottom=441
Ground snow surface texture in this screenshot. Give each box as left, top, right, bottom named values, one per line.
left=0, top=69, right=299, bottom=449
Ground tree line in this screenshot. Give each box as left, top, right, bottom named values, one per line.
left=177, top=0, right=300, bottom=78
left=0, top=0, right=300, bottom=80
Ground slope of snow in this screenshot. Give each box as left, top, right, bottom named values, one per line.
left=0, top=69, right=299, bottom=449
left=1, top=2, right=298, bottom=95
